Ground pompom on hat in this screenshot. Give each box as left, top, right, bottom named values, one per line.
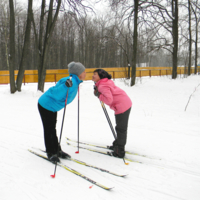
left=68, top=62, right=85, bottom=76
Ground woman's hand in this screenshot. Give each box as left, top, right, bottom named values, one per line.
left=94, top=86, right=101, bottom=98
left=65, top=79, right=73, bottom=87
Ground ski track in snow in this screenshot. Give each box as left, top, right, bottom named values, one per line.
left=0, top=75, right=200, bottom=200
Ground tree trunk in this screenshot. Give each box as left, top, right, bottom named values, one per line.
left=172, top=0, right=178, bottom=79
left=38, top=0, right=61, bottom=92
left=194, top=23, right=198, bottom=74
left=2, top=6, right=10, bottom=70
left=16, top=0, right=33, bottom=91
left=188, top=0, right=192, bottom=76
left=9, top=0, right=16, bottom=93
left=131, top=0, right=138, bottom=86
left=126, top=35, right=131, bottom=79
left=194, top=0, right=199, bottom=74
left=37, top=0, right=45, bottom=91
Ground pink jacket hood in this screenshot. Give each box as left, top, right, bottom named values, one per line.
left=95, top=78, right=132, bottom=114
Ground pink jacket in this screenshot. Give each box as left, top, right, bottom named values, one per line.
left=95, top=78, right=132, bottom=114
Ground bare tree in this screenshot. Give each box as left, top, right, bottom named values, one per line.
left=178, top=0, right=199, bottom=76
left=131, top=0, right=139, bottom=86
left=16, top=0, right=33, bottom=91
left=9, top=0, right=16, bottom=93
left=38, top=0, right=61, bottom=92
left=172, top=0, right=179, bottom=79
left=187, top=0, right=192, bottom=75
left=0, top=0, right=10, bottom=70
left=31, top=0, right=93, bottom=92
left=108, top=0, right=140, bottom=86
left=104, top=25, right=132, bottom=78
left=107, top=0, right=179, bottom=83
left=191, top=0, right=200, bottom=74
left=31, top=0, right=62, bottom=92
left=141, top=0, right=179, bottom=79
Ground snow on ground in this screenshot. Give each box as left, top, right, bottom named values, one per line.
left=0, top=75, right=200, bottom=200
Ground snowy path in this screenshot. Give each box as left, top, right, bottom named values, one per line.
left=0, top=75, right=200, bottom=200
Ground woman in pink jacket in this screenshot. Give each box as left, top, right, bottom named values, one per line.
left=92, top=69, right=132, bottom=158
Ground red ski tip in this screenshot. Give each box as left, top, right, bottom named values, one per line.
left=50, top=174, right=55, bottom=178
left=75, top=151, right=79, bottom=154
left=89, top=185, right=93, bottom=189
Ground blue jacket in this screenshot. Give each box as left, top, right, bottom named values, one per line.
left=38, top=74, right=82, bottom=112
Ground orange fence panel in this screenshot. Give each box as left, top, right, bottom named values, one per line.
left=0, top=66, right=199, bottom=84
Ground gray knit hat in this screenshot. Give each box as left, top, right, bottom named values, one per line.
left=68, top=62, right=85, bottom=76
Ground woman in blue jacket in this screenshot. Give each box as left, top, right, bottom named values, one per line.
left=38, top=62, right=86, bottom=162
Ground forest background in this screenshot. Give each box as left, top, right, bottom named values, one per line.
left=0, top=0, right=200, bottom=92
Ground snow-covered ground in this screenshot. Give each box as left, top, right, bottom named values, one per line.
left=1, top=75, right=200, bottom=200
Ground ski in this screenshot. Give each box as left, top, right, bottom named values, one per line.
left=36, top=148, right=127, bottom=177
left=66, top=142, right=142, bottom=164
left=28, top=149, right=113, bottom=190
left=66, top=137, right=148, bottom=158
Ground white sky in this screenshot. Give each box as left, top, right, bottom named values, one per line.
left=17, top=0, right=109, bottom=16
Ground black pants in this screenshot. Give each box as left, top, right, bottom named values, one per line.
left=38, top=103, right=59, bottom=154
left=114, top=107, right=131, bottom=148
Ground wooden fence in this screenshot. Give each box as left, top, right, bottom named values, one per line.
left=0, top=66, right=199, bottom=84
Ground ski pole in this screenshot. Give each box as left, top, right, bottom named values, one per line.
left=51, top=77, right=72, bottom=178
left=75, top=86, right=80, bottom=154
left=99, top=101, right=129, bottom=165
left=100, top=101, right=117, bottom=139
left=94, top=85, right=116, bottom=139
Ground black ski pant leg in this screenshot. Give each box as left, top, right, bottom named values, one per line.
left=38, top=103, right=58, bottom=154
left=114, top=107, right=131, bottom=148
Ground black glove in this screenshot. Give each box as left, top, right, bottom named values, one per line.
left=94, top=86, right=101, bottom=97
left=65, top=78, right=73, bottom=87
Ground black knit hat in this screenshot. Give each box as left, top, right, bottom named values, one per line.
left=93, top=69, right=112, bottom=79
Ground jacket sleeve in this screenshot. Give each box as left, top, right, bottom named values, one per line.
left=50, top=83, right=69, bottom=101
left=98, top=85, right=113, bottom=105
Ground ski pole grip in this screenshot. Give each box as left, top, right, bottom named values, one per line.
left=66, top=76, right=73, bottom=87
